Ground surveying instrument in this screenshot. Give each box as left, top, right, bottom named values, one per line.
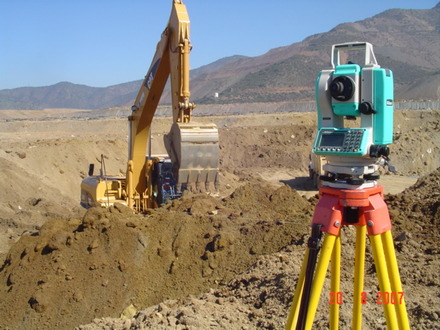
left=286, top=42, right=410, bottom=329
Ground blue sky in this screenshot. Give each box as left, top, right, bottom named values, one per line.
left=0, top=0, right=437, bottom=90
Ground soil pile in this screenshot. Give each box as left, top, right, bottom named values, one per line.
left=79, top=169, right=440, bottom=330
left=220, top=124, right=315, bottom=170
left=391, top=111, right=440, bottom=176
left=387, top=167, right=440, bottom=232
left=1, top=110, right=438, bottom=259
left=0, top=184, right=313, bottom=329
left=0, top=136, right=126, bottom=257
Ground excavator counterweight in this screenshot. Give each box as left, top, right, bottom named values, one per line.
left=80, top=0, right=219, bottom=212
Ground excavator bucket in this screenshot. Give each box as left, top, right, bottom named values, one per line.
left=164, top=122, right=219, bottom=191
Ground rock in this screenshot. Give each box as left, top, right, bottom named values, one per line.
left=394, top=232, right=409, bottom=241
left=113, top=203, right=133, bottom=215
left=87, top=239, right=100, bottom=252
left=73, top=290, right=84, bottom=302
left=29, top=292, right=48, bottom=313
left=117, top=259, right=127, bottom=272
left=120, top=304, right=137, bottom=319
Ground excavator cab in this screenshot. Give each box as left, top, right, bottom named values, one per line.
left=152, top=159, right=181, bottom=205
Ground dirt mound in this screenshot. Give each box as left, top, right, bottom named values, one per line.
left=1, top=110, right=438, bottom=259
left=387, top=167, right=440, bottom=232
left=0, top=136, right=126, bottom=257
left=79, top=168, right=440, bottom=330
left=390, top=110, right=440, bottom=176
left=0, top=184, right=313, bottom=329
left=220, top=124, right=315, bottom=171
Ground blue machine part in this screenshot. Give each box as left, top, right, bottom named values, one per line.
left=372, top=68, right=394, bottom=145
left=314, top=70, right=330, bottom=130
left=331, top=64, right=361, bottom=117
left=313, top=128, right=369, bottom=156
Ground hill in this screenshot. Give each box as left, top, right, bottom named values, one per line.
left=0, top=4, right=438, bottom=109
left=195, top=4, right=440, bottom=103
left=0, top=81, right=140, bottom=110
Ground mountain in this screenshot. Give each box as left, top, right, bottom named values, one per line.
left=193, top=4, right=440, bottom=103
left=0, top=81, right=140, bottom=110
left=0, top=56, right=250, bottom=110
left=0, top=4, right=439, bottom=110
left=191, top=55, right=249, bottom=77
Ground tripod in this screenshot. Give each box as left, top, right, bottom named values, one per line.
left=286, top=184, right=410, bottom=330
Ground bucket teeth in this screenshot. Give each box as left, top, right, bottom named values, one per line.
left=176, top=169, right=219, bottom=193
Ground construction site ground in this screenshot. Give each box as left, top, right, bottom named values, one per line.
left=0, top=108, right=438, bottom=329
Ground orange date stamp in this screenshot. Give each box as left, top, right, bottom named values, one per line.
left=330, top=291, right=404, bottom=305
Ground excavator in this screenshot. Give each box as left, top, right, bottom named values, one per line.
left=80, top=0, right=219, bottom=212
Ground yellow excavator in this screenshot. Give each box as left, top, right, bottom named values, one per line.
left=80, top=0, right=219, bottom=212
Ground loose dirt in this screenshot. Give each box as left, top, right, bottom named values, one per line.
left=78, top=169, right=440, bottom=330
left=0, top=109, right=438, bottom=329
left=0, top=185, right=313, bottom=329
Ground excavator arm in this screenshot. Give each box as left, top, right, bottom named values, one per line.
left=126, top=0, right=219, bottom=210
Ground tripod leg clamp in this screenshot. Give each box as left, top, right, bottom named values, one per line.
left=308, top=224, right=323, bottom=250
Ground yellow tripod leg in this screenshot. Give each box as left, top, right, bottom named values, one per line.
left=352, top=225, right=366, bottom=330
left=330, top=234, right=341, bottom=330
left=286, top=248, right=310, bottom=330
left=369, top=234, right=399, bottom=329
left=382, top=230, right=410, bottom=330
left=305, top=234, right=337, bottom=330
